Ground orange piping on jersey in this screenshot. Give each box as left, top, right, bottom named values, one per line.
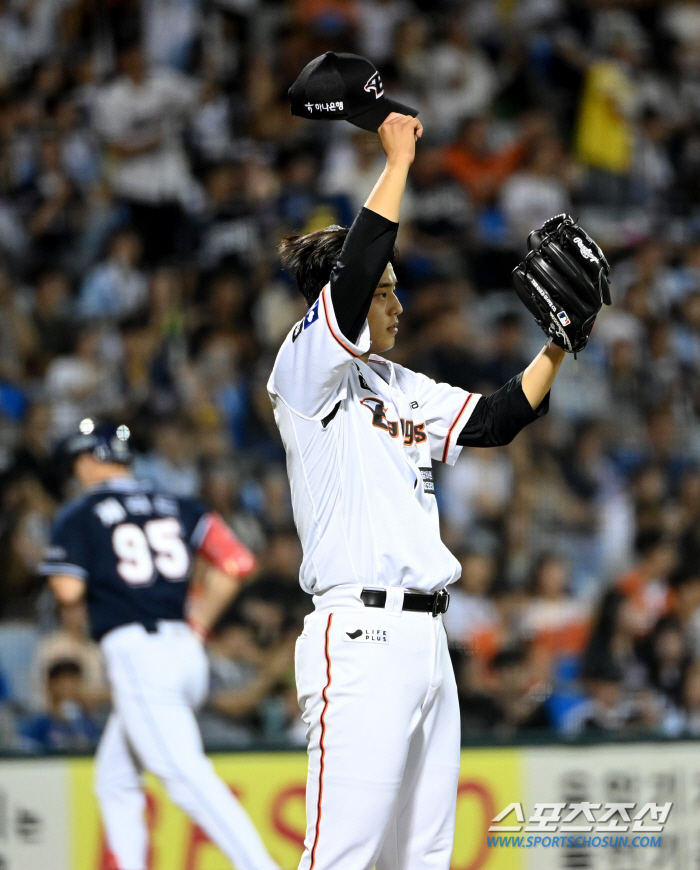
left=310, top=612, right=334, bottom=870
left=442, top=393, right=476, bottom=463
left=321, top=286, right=361, bottom=358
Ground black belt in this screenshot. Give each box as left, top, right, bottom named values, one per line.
left=360, top=588, right=450, bottom=617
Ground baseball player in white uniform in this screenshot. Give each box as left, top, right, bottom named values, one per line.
left=41, top=422, right=279, bottom=870
left=268, top=113, right=566, bottom=870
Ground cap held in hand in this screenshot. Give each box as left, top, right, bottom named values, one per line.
left=289, top=52, right=418, bottom=132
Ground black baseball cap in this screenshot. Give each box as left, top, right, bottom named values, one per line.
left=289, top=52, right=418, bottom=132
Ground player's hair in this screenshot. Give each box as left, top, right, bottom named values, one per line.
left=279, top=225, right=398, bottom=307
left=278, top=226, right=350, bottom=307
left=48, top=659, right=82, bottom=681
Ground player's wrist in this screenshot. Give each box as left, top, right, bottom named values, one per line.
left=384, top=155, right=412, bottom=173
left=187, top=614, right=210, bottom=643
left=544, top=340, right=567, bottom=360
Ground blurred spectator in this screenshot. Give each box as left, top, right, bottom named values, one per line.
left=93, top=42, right=201, bottom=265
left=562, top=661, right=654, bottom=736
left=20, top=660, right=100, bottom=751
left=132, top=419, right=201, bottom=497
left=615, top=529, right=677, bottom=638
left=44, top=327, right=122, bottom=437
left=407, top=302, right=481, bottom=392
left=637, top=616, right=689, bottom=707
left=0, top=268, right=35, bottom=387
left=575, top=18, right=642, bottom=206
left=673, top=563, right=700, bottom=658
left=581, top=591, right=647, bottom=694
left=357, top=0, right=411, bottom=65
left=199, top=608, right=272, bottom=747
left=500, top=136, right=573, bottom=245
left=0, top=474, right=55, bottom=618
left=440, top=446, right=514, bottom=547
left=259, top=531, right=304, bottom=585
left=30, top=271, right=76, bottom=371
left=29, top=601, right=107, bottom=713
left=77, top=229, right=148, bottom=321
left=485, top=648, right=554, bottom=736
left=423, top=15, right=498, bottom=139
left=442, top=115, right=537, bottom=207
left=22, top=130, right=81, bottom=270
left=321, top=130, right=390, bottom=217
left=663, top=660, right=700, bottom=737
left=3, top=402, right=63, bottom=499
left=480, top=313, right=529, bottom=387
left=453, top=649, right=507, bottom=735
left=199, top=584, right=297, bottom=746
left=200, top=464, right=267, bottom=553
left=444, top=549, right=502, bottom=672
left=408, top=145, right=472, bottom=239
left=631, top=109, right=675, bottom=207
left=520, top=554, right=591, bottom=682
left=197, top=162, right=265, bottom=274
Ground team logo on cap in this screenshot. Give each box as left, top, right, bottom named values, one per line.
left=364, top=72, right=384, bottom=99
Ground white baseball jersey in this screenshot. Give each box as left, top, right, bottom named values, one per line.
left=268, top=281, right=482, bottom=595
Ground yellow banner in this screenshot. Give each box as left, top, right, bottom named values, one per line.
left=70, top=748, right=522, bottom=870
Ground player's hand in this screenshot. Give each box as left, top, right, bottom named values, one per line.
left=378, top=113, right=423, bottom=168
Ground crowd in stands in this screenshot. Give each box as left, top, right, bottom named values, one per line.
left=4, top=0, right=700, bottom=749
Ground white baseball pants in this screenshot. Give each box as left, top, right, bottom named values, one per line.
left=96, top=621, right=279, bottom=870
left=295, top=586, right=461, bottom=870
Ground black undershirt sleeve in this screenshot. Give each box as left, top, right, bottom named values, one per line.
left=457, top=372, right=549, bottom=448
left=329, top=207, right=399, bottom=345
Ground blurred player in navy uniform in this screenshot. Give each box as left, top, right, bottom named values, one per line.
left=41, top=419, right=279, bottom=870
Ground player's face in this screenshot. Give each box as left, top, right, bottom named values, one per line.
left=367, top=263, right=402, bottom=354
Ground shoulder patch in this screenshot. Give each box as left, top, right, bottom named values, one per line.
left=303, top=300, right=320, bottom=330
left=292, top=321, right=303, bottom=343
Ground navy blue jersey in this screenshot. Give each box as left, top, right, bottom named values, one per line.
left=40, top=478, right=208, bottom=641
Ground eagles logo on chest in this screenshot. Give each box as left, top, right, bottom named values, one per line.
left=360, top=398, right=427, bottom=447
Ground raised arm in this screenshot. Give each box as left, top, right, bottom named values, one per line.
left=365, top=114, right=422, bottom=222
left=457, top=342, right=564, bottom=449
left=331, top=113, right=422, bottom=343
left=521, top=342, right=566, bottom=408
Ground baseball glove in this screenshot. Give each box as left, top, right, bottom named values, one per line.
left=511, top=214, right=611, bottom=355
